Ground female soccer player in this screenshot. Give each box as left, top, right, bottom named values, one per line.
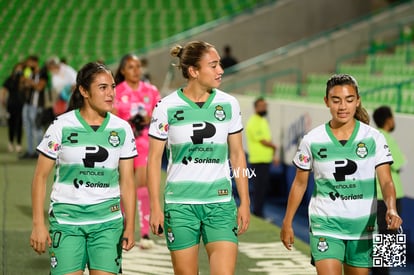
left=280, top=74, right=402, bottom=275
left=30, top=62, right=136, bottom=275
left=113, top=54, right=161, bottom=249
left=147, top=41, right=250, bottom=275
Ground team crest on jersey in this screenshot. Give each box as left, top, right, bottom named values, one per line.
left=317, top=238, right=329, bottom=252
left=356, top=142, right=368, bottom=158
left=108, top=131, right=121, bottom=147
left=214, top=105, right=226, bottom=121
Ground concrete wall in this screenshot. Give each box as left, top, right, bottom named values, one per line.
left=129, top=0, right=383, bottom=92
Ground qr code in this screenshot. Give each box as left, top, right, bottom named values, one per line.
left=372, top=233, right=406, bottom=267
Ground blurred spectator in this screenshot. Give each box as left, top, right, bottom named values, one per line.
left=46, top=56, right=77, bottom=116
left=20, top=55, right=49, bottom=159
left=246, top=97, right=278, bottom=218
left=0, top=62, right=25, bottom=153
left=221, top=45, right=238, bottom=70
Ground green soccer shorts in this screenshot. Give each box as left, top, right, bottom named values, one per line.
left=310, top=233, right=373, bottom=268
left=163, top=199, right=239, bottom=251
left=49, top=216, right=124, bottom=275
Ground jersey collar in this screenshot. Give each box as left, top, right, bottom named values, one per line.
left=178, top=88, right=216, bottom=109
left=75, top=109, right=110, bottom=132
left=325, top=119, right=360, bottom=147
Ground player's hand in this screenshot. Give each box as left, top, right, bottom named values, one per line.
left=122, top=229, right=135, bottom=251
left=237, top=203, right=250, bottom=235
left=30, top=224, right=51, bottom=255
left=280, top=224, right=294, bottom=250
left=386, top=209, right=403, bottom=231
left=150, top=210, right=164, bottom=237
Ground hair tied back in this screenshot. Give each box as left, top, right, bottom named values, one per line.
left=177, top=46, right=183, bottom=58
left=171, top=45, right=183, bottom=58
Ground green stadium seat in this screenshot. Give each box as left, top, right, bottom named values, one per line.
left=160, top=0, right=172, bottom=9
left=179, top=10, right=194, bottom=29
left=0, top=0, right=270, bottom=83
left=272, top=82, right=300, bottom=99
left=307, top=73, right=333, bottom=85
left=400, top=89, right=414, bottom=113
left=338, top=63, right=371, bottom=78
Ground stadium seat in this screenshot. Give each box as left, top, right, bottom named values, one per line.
left=0, top=0, right=265, bottom=82
left=266, top=39, right=414, bottom=114
left=272, top=82, right=300, bottom=99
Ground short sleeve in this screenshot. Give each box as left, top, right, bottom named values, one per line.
left=229, top=97, right=243, bottom=134
left=292, top=135, right=312, bottom=171
left=375, top=132, right=393, bottom=167
left=148, top=99, right=169, bottom=140
left=37, top=121, right=62, bottom=159
left=120, top=121, right=138, bottom=159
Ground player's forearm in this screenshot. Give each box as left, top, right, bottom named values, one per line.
left=31, top=179, right=47, bottom=226
left=230, top=155, right=250, bottom=207
left=147, top=158, right=162, bottom=211
left=282, top=182, right=307, bottom=226
left=381, top=181, right=398, bottom=212
left=235, top=177, right=250, bottom=207
left=121, top=181, right=136, bottom=232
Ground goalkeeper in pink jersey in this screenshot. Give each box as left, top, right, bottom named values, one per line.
left=113, top=54, right=161, bottom=249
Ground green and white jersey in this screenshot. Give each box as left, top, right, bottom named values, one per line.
left=293, top=120, right=393, bottom=240
left=37, top=109, right=137, bottom=225
left=149, top=88, right=243, bottom=204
